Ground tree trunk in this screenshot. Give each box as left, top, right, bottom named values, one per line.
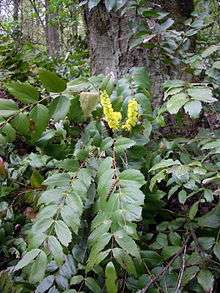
left=13, top=0, right=21, bottom=41
left=45, top=0, right=60, bottom=57
left=84, top=0, right=194, bottom=96
left=84, top=3, right=148, bottom=78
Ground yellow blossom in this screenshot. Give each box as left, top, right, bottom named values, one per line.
left=100, top=90, right=122, bottom=130
left=122, top=98, right=139, bottom=131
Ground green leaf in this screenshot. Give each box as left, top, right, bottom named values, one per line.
left=0, top=99, right=18, bottom=117
left=49, top=96, right=71, bottom=121
left=214, top=242, right=220, bottom=261
left=70, top=275, right=84, bottom=285
left=29, top=104, right=49, bottom=141
left=114, top=137, right=135, bottom=153
left=86, top=249, right=111, bottom=272
left=198, top=237, right=215, bottom=250
left=36, top=276, right=55, bottom=293
left=202, top=139, right=220, bottom=150
left=150, top=170, right=166, bottom=191
left=150, top=159, right=181, bottom=172
left=113, top=248, right=137, bottom=276
left=119, top=169, right=145, bottom=188
left=43, top=173, right=70, bottom=187
left=14, top=249, right=41, bottom=271
left=32, top=218, right=54, bottom=233
left=105, top=262, right=118, bottom=293
left=166, top=93, right=188, bottom=114
left=0, top=122, right=16, bottom=142
left=131, top=67, right=150, bottom=91
left=100, top=137, right=113, bottom=151
left=187, top=87, right=217, bottom=103
left=178, top=190, right=187, bottom=204
left=189, top=201, right=199, bottom=220
left=55, top=220, right=72, bottom=247
left=197, top=270, right=214, bottom=292
left=31, top=170, right=43, bottom=188
left=201, top=45, right=220, bottom=58
left=184, top=100, right=202, bottom=118
left=198, top=204, right=220, bottom=228
left=162, top=246, right=181, bottom=260
left=29, top=232, right=47, bottom=249
left=6, top=81, right=39, bottom=104
left=114, top=230, right=140, bottom=258
left=29, top=251, right=47, bottom=284
left=141, top=250, right=163, bottom=267
left=97, top=169, right=114, bottom=197
left=163, top=80, right=185, bottom=89
left=39, top=70, right=67, bottom=93
left=11, top=113, right=30, bottom=136
left=48, top=236, right=64, bottom=266
left=56, top=159, right=79, bottom=172
left=182, top=266, right=199, bottom=286
left=85, top=277, right=101, bottom=293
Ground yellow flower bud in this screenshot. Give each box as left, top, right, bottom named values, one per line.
left=100, top=90, right=121, bottom=130
left=122, top=98, right=139, bottom=131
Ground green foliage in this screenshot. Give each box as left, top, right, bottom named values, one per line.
left=0, top=1, right=220, bottom=292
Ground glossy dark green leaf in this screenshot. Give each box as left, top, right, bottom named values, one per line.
left=39, top=70, right=66, bottom=93
left=6, top=81, right=39, bottom=104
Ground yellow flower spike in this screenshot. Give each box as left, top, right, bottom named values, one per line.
left=122, top=98, right=139, bottom=131
left=100, top=90, right=122, bottom=130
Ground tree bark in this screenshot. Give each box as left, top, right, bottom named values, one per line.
left=84, top=0, right=194, bottom=96
left=45, top=0, right=60, bottom=57
left=13, top=0, right=21, bottom=41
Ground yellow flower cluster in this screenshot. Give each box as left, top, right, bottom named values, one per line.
left=100, top=90, right=122, bottom=130
left=122, top=99, right=139, bottom=131
left=100, top=91, right=139, bottom=131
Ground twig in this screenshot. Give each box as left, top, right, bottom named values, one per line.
left=140, top=235, right=190, bottom=293
left=175, top=244, right=187, bottom=293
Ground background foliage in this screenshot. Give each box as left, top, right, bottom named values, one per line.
left=0, top=0, right=220, bottom=292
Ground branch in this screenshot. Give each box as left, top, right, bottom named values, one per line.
left=140, top=235, right=190, bottom=293
left=28, top=0, right=46, bottom=32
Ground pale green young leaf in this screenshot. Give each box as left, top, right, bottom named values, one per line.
left=105, top=262, right=118, bottom=293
